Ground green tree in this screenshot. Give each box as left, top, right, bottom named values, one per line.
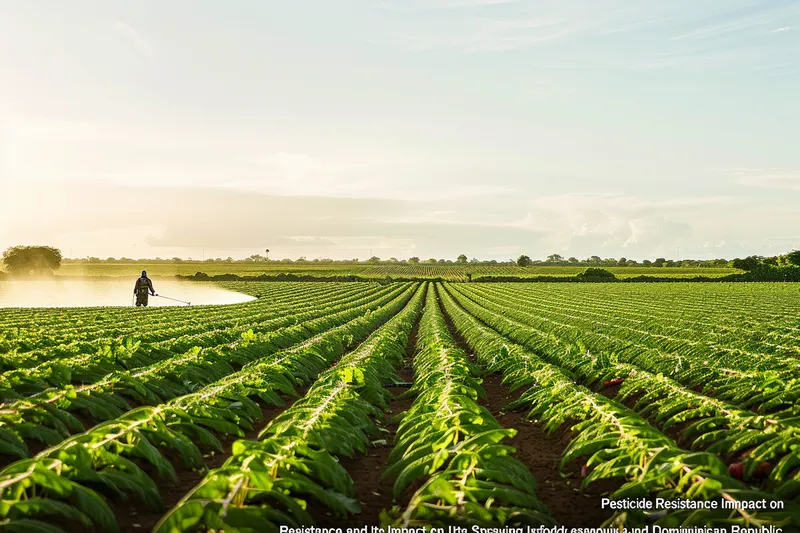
left=2, top=245, right=63, bottom=276
left=457, top=254, right=468, bottom=264
left=367, top=256, right=381, bottom=264
left=408, top=256, right=420, bottom=264
left=517, top=254, right=532, bottom=267
left=787, top=250, right=800, bottom=266
left=546, top=254, right=564, bottom=263
left=653, top=257, right=666, bottom=267
left=731, top=256, right=760, bottom=271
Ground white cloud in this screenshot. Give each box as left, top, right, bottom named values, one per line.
left=670, top=3, right=799, bottom=41
left=57, top=226, right=166, bottom=259
left=772, top=26, right=793, bottom=33
left=672, top=16, right=770, bottom=41
left=505, top=193, right=760, bottom=258
left=229, top=152, right=380, bottom=197
left=451, top=184, right=518, bottom=197
left=376, top=0, right=626, bottom=53
left=375, top=0, right=799, bottom=75
left=388, top=16, right=586, bottom=53
left=712, top=167, right=800, bottom=192
left=730, top=168, right=800, bottom=191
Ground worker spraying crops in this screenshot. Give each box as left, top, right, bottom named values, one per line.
left=133, top=271, right=191, bottom=307
left=133, top=270, right=157, bottom=307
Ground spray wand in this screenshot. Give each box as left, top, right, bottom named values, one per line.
left=153, top=294, right=191, bottom=306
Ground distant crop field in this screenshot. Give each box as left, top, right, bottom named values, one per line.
left=52, top=261, right=740, bottom=279
left=1, top=281, right=799, bottom=530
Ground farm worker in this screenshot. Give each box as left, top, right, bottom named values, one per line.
left=134, top=270, right=157, bottom=307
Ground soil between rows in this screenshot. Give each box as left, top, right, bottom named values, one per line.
left=310, top=383, right=416, bottom=527
left=478, top=373, right=615, bottom=527
left=310, top=314, right=421, bottom=527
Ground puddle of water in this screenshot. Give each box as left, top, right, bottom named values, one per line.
left=0, top=278, right=255, bottom=308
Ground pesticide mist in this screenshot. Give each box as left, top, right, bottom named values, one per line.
left=0, top=278, right=255, bottom=308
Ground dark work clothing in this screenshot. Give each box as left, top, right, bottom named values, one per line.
left=134, top=276, right=155, bottom=307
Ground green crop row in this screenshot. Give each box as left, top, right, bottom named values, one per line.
left=153, top=283, right=426, bottom=532
left=381, top=286, right=552, bottom=527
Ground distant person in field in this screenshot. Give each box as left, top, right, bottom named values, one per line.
left=134, top=270, right=157, bottom=307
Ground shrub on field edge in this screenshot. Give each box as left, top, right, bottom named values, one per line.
left=728, top=264, right=800, bottom=282
left=576, top=267, right=618, bottom=282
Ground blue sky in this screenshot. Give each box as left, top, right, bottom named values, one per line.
left=1, top=1, right=799, bottom=260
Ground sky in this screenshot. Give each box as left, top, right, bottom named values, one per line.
left=1, top=0, right=799, bottom=261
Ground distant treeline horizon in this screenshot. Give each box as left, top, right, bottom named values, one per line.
left=58, top=250, right=799, bottom=270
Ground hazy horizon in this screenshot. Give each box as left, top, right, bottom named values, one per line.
left=2, top=1, right=799, bottom=261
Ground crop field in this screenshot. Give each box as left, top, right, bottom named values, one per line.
left=51, top=262, right=740, bottom=280
left=1, top=281, right=800, bottom=531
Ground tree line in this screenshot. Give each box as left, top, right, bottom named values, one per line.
left=60, top=253, right=739, bottom=267
left=513, top=254, right=731, bottom=268
left=3, top=245, right=800, bottom=276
